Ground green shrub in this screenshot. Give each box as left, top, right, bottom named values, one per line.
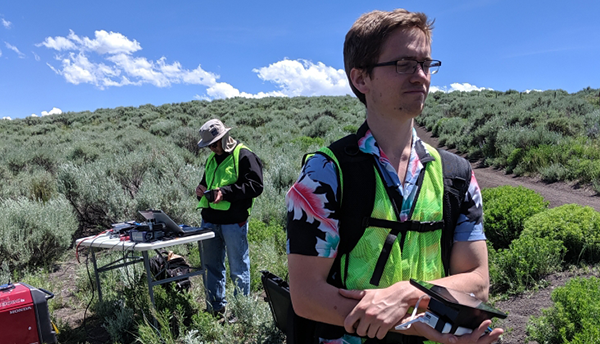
left=101, top=303, right=136, bottom=343
left=247, top=218, right=286, bottom=245
left=248, top=217, right=288, bottom=293
left=291, top=136, right=325, bottom=151
left=67, top=144, right=101, bottom=164
left=343, top=124, right=358, bottom=133
left=540, top=163, right=570, bottom=183
left=168, top=127, right=201, bottom=156
left=505, top=148, right=526, bottom=174
left=522, top=204, right=600, bottom=264
left=526, top=277, right=600, bottom=344
left=566, top=157, right=600, bottom=184
left=482, top=186, right=549, bottom=250
left=488, top=236, right=564, bottom=294
left=0, top=196, right=78, bottom=270
left=302, top=115, right=336, bottom=138
left=149, top=119, right=180, bottom=137
left=29, top=170, right=57, bottom=203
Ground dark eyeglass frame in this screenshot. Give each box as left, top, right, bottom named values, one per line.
left=208, top=141, right=219, bottom=148
left=370, top=59, right=442, bottom=75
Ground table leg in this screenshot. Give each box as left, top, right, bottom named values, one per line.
left=90, top=247, right=103, bottom=302
left=142, top=250, right=155, bottom=307
left=197, top=240, right=206, bottom=273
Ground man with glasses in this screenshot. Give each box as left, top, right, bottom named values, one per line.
left=196, top=119, right=263, bottom=318
left=286, top=9, right=502, bottom=344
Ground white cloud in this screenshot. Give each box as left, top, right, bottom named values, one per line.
left=430, top=83, right=493, bottom=93
left=37, top=35, right=77, bottom=51
left=2, top=116, right=11, bottom=120
left=41, top=107, right=62, bottom=116
left=32, top=51, right=40, bottom=61
left=39, top=29, right=141, bottom=55
left=0, top=49, right=2, bottom=57
left=40, top=30, right=218, bottom=89
left=58, top=52, right=116, bottom=85
left=205, top=82, right=285, bottom=99
left=70, top=30, right=141, bottom=55
left=28, top=107, right=62, bottom=117
left=197, top=59, right=351, bottom=100
left=253, top=59, right=350, bottom=97
left=4, top=42, right=25, bottom=58
left=524, top=89, right=542, bottom=94
left=1, top=19, right=11, bottom=29
left=194, top=94, right=210, bottom=101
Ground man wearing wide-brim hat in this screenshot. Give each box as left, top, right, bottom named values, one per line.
left=195, top=118, right=264, bottom=317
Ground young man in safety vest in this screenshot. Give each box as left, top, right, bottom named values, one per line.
left=286, top=9, right=503, bottom=344
left=196, top=119, right=263, bottom=316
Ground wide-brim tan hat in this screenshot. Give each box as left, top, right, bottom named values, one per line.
left=197, top=119, right=232, bottom=148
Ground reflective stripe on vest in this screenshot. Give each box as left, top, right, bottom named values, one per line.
left=197, top=143, right=248, bottom=211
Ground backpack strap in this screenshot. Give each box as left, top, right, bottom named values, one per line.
left=320, top=132, right=376, bottom=289
left=437, top=148, right=472, bottom=276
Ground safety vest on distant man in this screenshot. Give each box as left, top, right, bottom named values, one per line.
left=197, top=143, right=252, bottom=213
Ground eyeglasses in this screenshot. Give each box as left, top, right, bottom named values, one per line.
left=370, top=59, right=442, bottom=75
left=208, top=141, right=219, bottom=149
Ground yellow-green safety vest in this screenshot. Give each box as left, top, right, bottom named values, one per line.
left=197, top=143, right=251, bottom=212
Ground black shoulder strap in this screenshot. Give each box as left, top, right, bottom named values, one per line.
left=328, top=134, right=376, bottom=260
left=437, top=148, right=472, bottom=276
left=318, top=133, right=376, bottom=289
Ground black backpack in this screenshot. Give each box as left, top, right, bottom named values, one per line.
left=149, top=250, right=192, bottom=292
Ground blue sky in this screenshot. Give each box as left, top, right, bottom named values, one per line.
left=1, top=0, right=599, bottom=120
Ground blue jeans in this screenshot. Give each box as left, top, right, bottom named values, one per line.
left=201, top=220, right=250, bottom=311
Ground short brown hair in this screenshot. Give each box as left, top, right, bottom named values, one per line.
left=344, top=9, right=434, bottom=104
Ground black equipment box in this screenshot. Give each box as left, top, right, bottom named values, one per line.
left=130, top=229, right=165, bottom=243
left=0, top=282, right=57, bottom=343
left=261, top=270, right=290, bottom=334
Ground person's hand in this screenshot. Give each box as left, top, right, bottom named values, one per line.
left=213, top=188, right=223, bottom=203
left=196, top=184, right=207, bottom=197
left=339, top=282, right=414, bottom=340
left=409, top=318, right=503, bottom=344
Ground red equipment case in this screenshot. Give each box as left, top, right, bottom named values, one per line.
left=0, top=282, right=57, bottom=344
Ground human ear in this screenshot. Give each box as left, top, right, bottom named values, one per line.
left=350, top=68, right=370, bottom=94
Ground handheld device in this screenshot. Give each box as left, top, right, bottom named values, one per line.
left=395, top=279, right=507, bottom=335
left=203, top=189, right=215, bottom=203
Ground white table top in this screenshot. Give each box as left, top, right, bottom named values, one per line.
left=76, top=231, right=215, bottom=251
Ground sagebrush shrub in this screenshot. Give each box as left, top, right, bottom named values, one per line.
left=57, top=162, right=137, bottom=229
left=482, top=185, right=549, bottom=249
left=0, top=196, right=78, bottom=270
left=522, top=204, right=600, bottom=264
left=488, top=236, right=564, bottom=294
left=540, top=163, right=570, bottom=183
left=526, top=277, right=600, bottom=344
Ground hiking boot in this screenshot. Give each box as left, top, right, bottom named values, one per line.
left=227, top=313, right=238, bottom=324
left=204, top=306, right=226, bottom=319
left=217, top=312, right=237, bottom=325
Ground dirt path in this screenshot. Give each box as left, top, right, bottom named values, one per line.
left=415, top=125, right=600, bottom=211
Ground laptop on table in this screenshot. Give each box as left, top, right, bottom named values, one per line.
left=138, top=209, right=209, bottom=237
